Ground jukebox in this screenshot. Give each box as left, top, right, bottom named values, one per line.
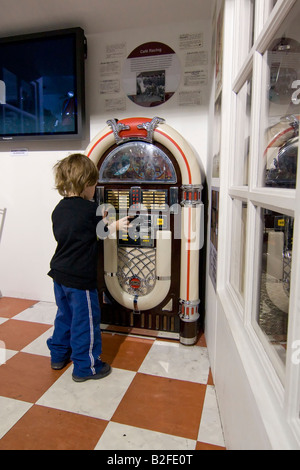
left=85, top=116, right=204, bottom=345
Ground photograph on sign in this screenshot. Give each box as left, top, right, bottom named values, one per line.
left=122, top=42, right=181, bottom=107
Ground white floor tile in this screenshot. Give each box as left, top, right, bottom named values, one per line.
left=198, top=385, right=225, bottom=447
left=0, top=396, right=32, bottom=439
left=37, top=366, right=136, bottom=420
left=138, top=340, right=210, bottom=384
left=95, top=421, right=196, bottom=450
left=13, top=302, right=57, bottom=325
left=21, top=327, right=53, bottom=357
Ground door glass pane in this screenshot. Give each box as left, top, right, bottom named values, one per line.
left=234, top=77, right=252, bottom=185
left=230, top=200, right=248, bottom=301
left=256, top=209, right=294, bottom=374
left=260, top=2, right=300, bottom=188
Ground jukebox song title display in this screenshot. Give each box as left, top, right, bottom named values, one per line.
left=85, top=117, right=204, bottom=345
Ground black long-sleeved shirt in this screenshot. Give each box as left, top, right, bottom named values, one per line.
left=48, top=197, right=105, bottom=290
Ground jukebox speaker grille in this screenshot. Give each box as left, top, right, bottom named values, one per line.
left=117, top=246, right=156, bottom=296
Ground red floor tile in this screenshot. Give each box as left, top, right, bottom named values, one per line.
left=0, top=319, right=51, bottom=351
left=0, top=352, right=67, bottom=403
left=196, top=441, right=226, bottom=450
left=0, top=404, right=108, bottom=450
left=0, top=297, right=38, bottom=318
left=207, top=368, right=214, bottom=386
left=0, top=297, right=226, bottom=450
left=195, top=330, right=207, bottom=347
left=101, top=333, right=154, bottom=371
left=112, top=372, right=206, bottom=440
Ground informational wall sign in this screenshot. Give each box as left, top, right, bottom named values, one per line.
left=99, top=31, right=209, bottom=112
left=122, top=41, right=181, bottom=107
left=10, top=148, right=29, bottom=156
left=179, top=33, right=203, bottom=50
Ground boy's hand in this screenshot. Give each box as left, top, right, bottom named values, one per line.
left=116, top=216, right=131, bottom=232
left=108, top=216, right=130, bottom=234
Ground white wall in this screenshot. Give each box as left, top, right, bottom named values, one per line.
left=0, top=19, right=211, bottom=301
left=86, top=20, right=210, bottom=163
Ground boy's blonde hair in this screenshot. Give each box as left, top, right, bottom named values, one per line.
left=53, top=153, right=99, bottom=196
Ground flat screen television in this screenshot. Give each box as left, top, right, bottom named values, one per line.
left=0, top=27, right=86, bottom=142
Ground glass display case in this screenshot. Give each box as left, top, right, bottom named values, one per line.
left=260, top=13, right=300, bottom=188
left=256, top=208, right=294, bottom=377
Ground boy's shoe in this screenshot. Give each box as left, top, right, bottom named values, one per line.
left=51, top=358, right=71, bottom=370
left=72, top=362, right=112, bottom=382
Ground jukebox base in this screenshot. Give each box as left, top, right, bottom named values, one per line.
left=99, top=292, right=199, bottom=345
left=100, top=323, right=180, bottom=341
left=100, top=320, right=199, bottom=345
left=179, top=320, right=199, bottom=346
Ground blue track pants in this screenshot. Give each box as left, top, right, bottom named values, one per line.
left=47, top=282, right=103, bottom=378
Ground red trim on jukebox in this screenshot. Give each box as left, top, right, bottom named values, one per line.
left=186, top=207, right=192, bottom=300
left=87, top=131, right=113, bottom=158
left=155, top=129, right=192, bottom=184
left=119, top=117, right=151, bottom=140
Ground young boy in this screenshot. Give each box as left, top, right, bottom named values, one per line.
left=47, top=153, right=128, bottom=382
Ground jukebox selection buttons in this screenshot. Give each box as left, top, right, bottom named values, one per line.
left=104, top=187, right=172, bottom=248
left=153, top=214, right=168, bottom=229
left=121, top=214, right=155, bottom=247
left=130, top=187, right=142, bottom=209
left=142, top=189, right=168, bottom=211
left=105, top=189, right=130, bottom=210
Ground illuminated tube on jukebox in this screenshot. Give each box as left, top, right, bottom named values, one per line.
left=85, top=117, right=204, bottom=345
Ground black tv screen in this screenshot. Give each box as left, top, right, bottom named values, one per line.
left=0, top=27, right=86, bottom=141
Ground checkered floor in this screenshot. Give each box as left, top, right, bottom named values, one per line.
left=0, top=297, right=225, bottom=450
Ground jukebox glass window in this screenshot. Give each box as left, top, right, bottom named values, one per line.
left=99, top=141, right=177, bottom=184
left=255, top=208, right=294, bottom=380
left=259, top=2, right=300, bottom=189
